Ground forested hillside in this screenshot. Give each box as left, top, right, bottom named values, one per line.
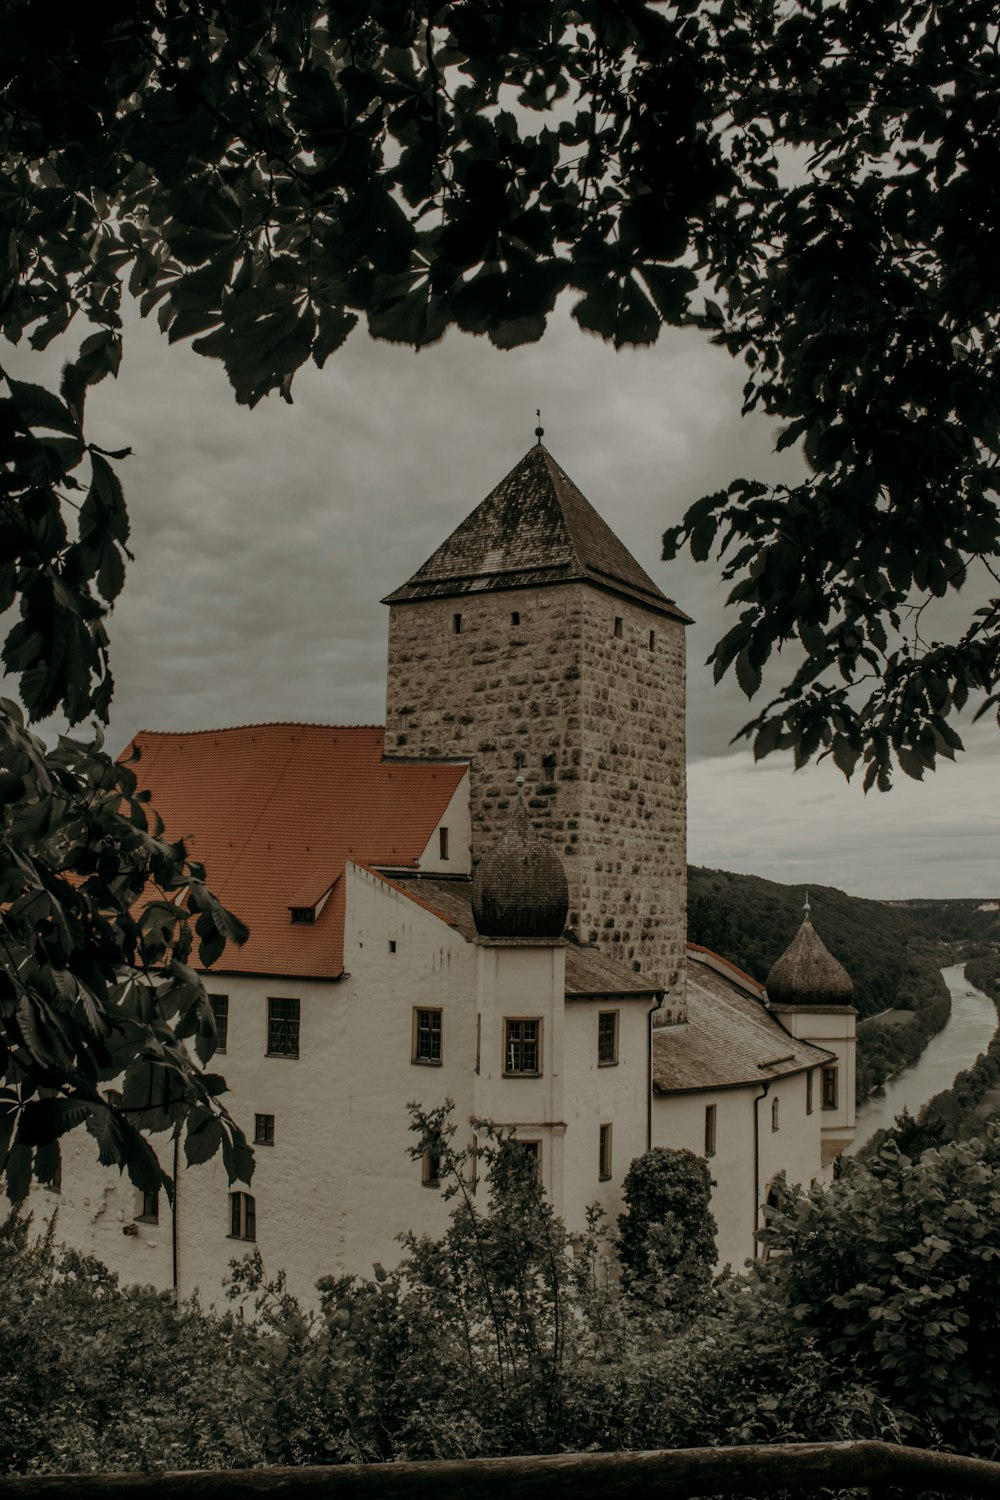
left=687, top=867, right=943, bottom=1019
left=686, top=867, right=957, bottom=1101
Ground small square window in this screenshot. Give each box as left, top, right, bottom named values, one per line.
left=614, top=616, right=623, bottom=638
left=599, top=1123, right=613, bottom=1181
left=290, top=907, right=314, bottom=924
left=230, top=1191, right=256, bottom=1241
left=209, top=993, right=228, bottom=1052
left=137, top=1189, right=159, bottom=1224
left=504, top=1018, right=541, bottom=1076
left=267, top=997, right=300, bottom=1058
left=453, top=613, right=462, bottom=634
left=254, top=1113, right=275, bottom=1146
left=104, top=1088, right=123, bottom=1108
left=413, top=1007, right=443, bottom=1065
left=597, top=1010, right=619, bottom=1066
left=704, top=1103, right=717, bottom=1157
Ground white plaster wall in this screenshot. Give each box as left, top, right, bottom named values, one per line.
left=562, top=1000, right=651, bottom=1234
left=474, top=941, right=566, bottom=1213
left=415, top=770, right=472, bottom=875
left=773, top=1006, right=857, bottom=1152
left=651, top=1069, right=823, bottom=1270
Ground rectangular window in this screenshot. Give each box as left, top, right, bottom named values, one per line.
left=254, top=1113, right=275, bottom=1146
left=504, top=1018, right=541, bottom=1076
left=649, top=629, right=656, bottom=650
left=229, top=1191, right=256, bottom=1241
left=104, top=1088, right=123, bottom=1108
left=209, top=993, right=228, bottom=1052
left=511, top=610, right=520, bottom=625
left=704, top=1103, right=717, bottom=1157
left=388, top=939, right=397, bottom=954
left=413, top=1007, right=443, bottom=1065
left=267, top=997, right=300, bottom=1057
left=439, top=826, right=449, bottom=860
left=518, top=1140, right=541, bottom=1179
left=822, top=1066, right=839, bottom=1110
left=614, top=616, right=623, bottom=638
left=771, top=1097, right=780, bottom=1132
left=597, top=1010, right=619, bottom=1065
left=422, top=1146, right=443, bottom=1187
left=599, top=1123, right=613, bottom=1181
left=806, top=1070, right=814, bottom=1115
left=453, top=613, right=462, bottom=634
left=137, top=1189, right=159, bottom=1224
left=475, top=1014, right=481, bottom=1075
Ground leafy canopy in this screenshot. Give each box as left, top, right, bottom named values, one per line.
left=3, top=0, right=998, bottom=784
left=1, top=1, right=999, bottom=1190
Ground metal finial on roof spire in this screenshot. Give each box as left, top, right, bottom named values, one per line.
left=803, top=890, right=811, bottom=917
left=534, top=408, right=544, bottom=443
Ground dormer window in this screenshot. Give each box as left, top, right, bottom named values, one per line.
left=290, top=907, right=315, bottom=925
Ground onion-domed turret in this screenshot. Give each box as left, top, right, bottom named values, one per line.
left=471, top=778, right=569, bottom=940
left=765, top=897, right=854, bottom=1006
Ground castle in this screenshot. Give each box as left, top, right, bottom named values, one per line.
left=41, top=442, right=855, bottom=1300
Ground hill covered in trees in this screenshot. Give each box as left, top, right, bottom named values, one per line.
left=686, top=867, right=965, bottom=1100
left=687, top=866, right=953, bottom=1019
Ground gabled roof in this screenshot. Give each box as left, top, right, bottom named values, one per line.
left=653, top=946, right=834, bottom=1094
left=382, top=443, right=690, bottom=622
left=390, top=876, right=660, bottom=998
left=125, top=724, right=466, bottom=979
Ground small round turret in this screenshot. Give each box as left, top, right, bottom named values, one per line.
left=765, top=896, right=854, bottom=1006
left=471, top=778, right=569, bottom=940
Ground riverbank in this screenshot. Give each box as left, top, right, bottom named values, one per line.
left=855, top=960, right=1000, bottom=1159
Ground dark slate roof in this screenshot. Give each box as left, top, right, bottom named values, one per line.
left=471, top=782, right=569, bottom=939
left=766, top=909, right=854, bottom=1007
left=390, top=875, right=659, bottom=997
left=382, top=443, right=691, bottom=622
left=653, top=949, right=834, bottom=1094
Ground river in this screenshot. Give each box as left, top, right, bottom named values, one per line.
left=848, top=964, right=998, bottom=1153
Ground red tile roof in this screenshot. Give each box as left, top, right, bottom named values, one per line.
left=125, top=724, right=467, bottom=979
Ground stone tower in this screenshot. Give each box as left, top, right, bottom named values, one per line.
left=383, top=442, right=690, bottom=1021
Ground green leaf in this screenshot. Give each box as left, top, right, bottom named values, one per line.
left=735, top=647, right=762, bottom=698
left=3, top=1142, right=33, bottom=1203
left=15, top=1096, right=93, bottom=1145
left=753, top=717, right=784, bottom=761
left=5, top=377, right=80, bottom=436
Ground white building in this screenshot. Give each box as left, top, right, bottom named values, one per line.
left=35, top=442, right=855, bottom=1301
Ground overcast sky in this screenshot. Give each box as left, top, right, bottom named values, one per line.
left=11, top=297, right=998, bottom=900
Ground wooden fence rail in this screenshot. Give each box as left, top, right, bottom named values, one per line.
left=0, top=1442, right=998, bottom=1500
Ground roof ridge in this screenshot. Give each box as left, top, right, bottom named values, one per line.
left=133, top=722, right=384, bottom=738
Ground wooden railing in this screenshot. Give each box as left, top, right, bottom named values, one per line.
left=1, top=1442, right=999, bottom=1499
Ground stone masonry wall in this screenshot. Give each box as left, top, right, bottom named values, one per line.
left=384, top=581, right=687, bottom=1021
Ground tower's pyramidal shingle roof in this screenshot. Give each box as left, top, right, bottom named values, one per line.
left=382, top=443, right=690, bottom=620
